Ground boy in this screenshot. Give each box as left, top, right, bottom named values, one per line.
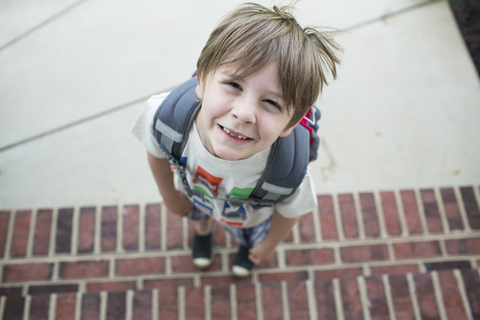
left=132, top=3, right=341, bottom=277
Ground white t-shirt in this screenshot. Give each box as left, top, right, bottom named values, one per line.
left=131, top=93, right=317, bottom=229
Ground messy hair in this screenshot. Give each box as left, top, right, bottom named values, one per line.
left=196, top=2, right=342, bottom=128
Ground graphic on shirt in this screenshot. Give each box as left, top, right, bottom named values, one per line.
left=228, top=187, right=254, bottom=200
left=193, top=166, right=223, bottom=196
left=221, top=201, right=246, bottom=227
left=219, top=186, right=253, bottom=227
left=191, top=186, right=214, bottom=215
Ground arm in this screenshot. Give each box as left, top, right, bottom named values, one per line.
left=147, top=151, right=193, bottom=217
left=248, top=210, right=299, bottom=265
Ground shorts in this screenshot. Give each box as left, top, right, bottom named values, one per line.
left=187, top=208, right=272, bottom=248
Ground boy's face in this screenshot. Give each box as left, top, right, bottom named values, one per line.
left=195, top=60, right=298, bottom=161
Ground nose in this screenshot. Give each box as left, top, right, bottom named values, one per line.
left=231, top=96, right=257, bottom=124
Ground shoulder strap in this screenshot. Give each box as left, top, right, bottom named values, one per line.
left=249, top=125, right=310, bottom=207
left=153, top=77, right=201, bottom=197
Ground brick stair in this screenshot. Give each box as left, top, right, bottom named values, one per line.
left=1, top=186, right=480, bottom=319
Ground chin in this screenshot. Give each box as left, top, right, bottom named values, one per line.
left=213, top=147, right=246, bottom=161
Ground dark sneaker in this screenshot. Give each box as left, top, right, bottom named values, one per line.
left=232, top=245, right=255, bottom=277
left=192, top=231, right=213, bottom=269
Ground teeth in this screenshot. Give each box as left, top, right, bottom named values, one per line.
left=223, top=127, right=247, bottom=140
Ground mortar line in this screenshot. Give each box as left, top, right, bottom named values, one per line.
left=434, top=187, right=451, bottom=234
left=353, top=193, right=366, bottom=240
left=357, top=276, right=372, bottom=320
left=374, top=191, right=387, bottom=239
left=311, top=205, right=322, bottom=243
left=152, top=289, right=159, bottom=320
left=472, top=185, right=480, bottom=213
left=332, top=193, right=345, bottom=241
left=49, top=208, right=59, bottom=258
left=431, top=271, right=447, bottom=320
left=4, top=209, right=17, bottom=259
left=363, top=263, right=371, bottom=277
left=0, top=297, right=5, bottom=320
left=165, top=255, right=172, bottom=276
left=137, top=277, right=143, bottom=291
left=116, top=204, right=123, bottom=254
left=94, top=205, right=101, bottom=255
left=226, top=230, right=232, bottom=248
left=138, top=204, right=146, bottom=253
left=453, top=269, right=474, bottom=320
left=414, top=189, right=430, bottom=236
left=386, top=242, right=396, bottom=264
left=161, top=204, right=167, bottom=252
left=78, top=281, right=86, bottom=294
left=281, top=281, right=290, bottom=320
left=394, top=190, right=410, bottom=237
left=277, top=248, right=286, bottom=269
left=332, top=278, right=345, bottom=320
left=71, top=206, right=80, bottom=256
left=406, top=273, right=422, bottom=320
left=23, top=295, right=31, bottom=320
left=255, top=282, right=264, bottom=320
left=26, top=209, right=37, bottom=258
left=75, top=290, right=82, bottom=320
left=230, top=284, right=237, bottom=320
left=108, top=256, right=115, bottom=279
left=204, top=285, right=212, bottom=320
left=125, top=290, right=134, bottom=320
left=305, top=279, right=318, bottom=320
left=292, top=223, right=301, bottom=245
left=48, top=293, right=57, bottom=320
left=182, top=217, right=189, bottom=250
left=100, top=291, right=107, bottom=320
left=454, top=186, right=471, bottom=232
left=178, top=286, right=185, bottom=320
left=221, top=252, right=229, bottom=273
left=383, top=274, right=397, bottom=320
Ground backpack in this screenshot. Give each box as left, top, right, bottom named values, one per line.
left=153, top=76, right=321, bottom=207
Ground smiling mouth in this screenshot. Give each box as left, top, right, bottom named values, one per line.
left=221, top=126, right=251, bottom=140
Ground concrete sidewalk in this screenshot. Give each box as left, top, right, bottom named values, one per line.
left=1, top=0, right=479, bottom=209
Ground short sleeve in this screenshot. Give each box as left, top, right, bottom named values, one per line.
left=131, top=93, right=170, bottom=158
left=274, top=166, right=317, bottom=218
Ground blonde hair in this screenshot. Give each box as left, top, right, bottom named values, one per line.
left=196, top=3, right=343, bottom=128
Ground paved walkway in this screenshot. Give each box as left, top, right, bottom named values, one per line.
left=1, top=186, right=480, bottom=319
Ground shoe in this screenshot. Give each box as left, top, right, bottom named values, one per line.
left=192, top=231, right=213, bottom=269
left=232, top=245, right=255, bottom=277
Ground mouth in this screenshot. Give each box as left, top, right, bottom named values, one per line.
left=219, top=125, right=252, bottom=140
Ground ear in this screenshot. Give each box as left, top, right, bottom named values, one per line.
left=279, top=119, right=302, bottom=137
left=195, top=73, right=204, bottom=100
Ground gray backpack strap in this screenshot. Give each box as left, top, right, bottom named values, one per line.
left=250, top=125, right=310, bottom=207
left=153, top=77, right=201, bottom=197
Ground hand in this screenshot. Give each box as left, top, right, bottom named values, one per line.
left=248, top=239, right=276, bottom=266
left=163, top=192, right=193, bottom=217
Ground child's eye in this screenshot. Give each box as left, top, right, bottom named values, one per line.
left=265, top=99, right=281, bottom=109
left=228, top=82, right=241, bottom=90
